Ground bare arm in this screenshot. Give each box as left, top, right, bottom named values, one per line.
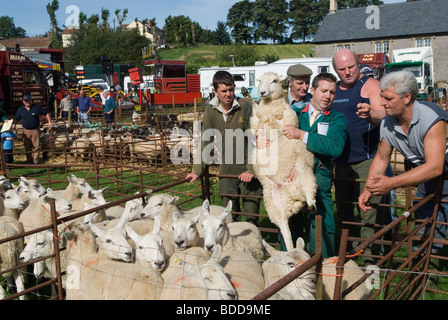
left=358, top=78, right=386, bottom=126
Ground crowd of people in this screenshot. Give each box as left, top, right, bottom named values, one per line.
left=186, top=48, right=448, bottom=271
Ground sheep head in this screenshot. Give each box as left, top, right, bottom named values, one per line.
left=202, top=200, right=232, bottom=254
left=258, top=72, right=287, bottom=101
left=172, top=211, right=201, bottom=250
left=126, top=216, right=166, bottom=271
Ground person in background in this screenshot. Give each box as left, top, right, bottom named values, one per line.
left=13, top=95, right=53, bottom=164
left=186, top=71, right=262, bottom=225
left=102, top=89, right=117, bottom=124
left=282, top=73, right=347, bottom=258
left=359, top=70, right=448, bottom=261
left=58, top=93, right=74, bottom=121
left=287, top=64, right=313, bottom=112
left=331, top=49, right=386, bottom=264
left=1, top=120, right=16, bottom=164
left=77, top=90, right=93, bottom=125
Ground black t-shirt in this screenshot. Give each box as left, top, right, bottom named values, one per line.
left=14, top=104, right=47, bottom=130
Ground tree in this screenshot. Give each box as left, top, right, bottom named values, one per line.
left=0, top=16, right=26, bottom=38
left=227, top=0, right=254, bottom=44
left=214, top=21, right=232, bottom=45
left=101, top=7, right=110, bottom=29
left=46, top=0, right=62, bottom=47
left=115, top=9, right=128, bottom=28
left=253, top=0, right=289, bottom=44
left=290, top=0, right=327, bottom=42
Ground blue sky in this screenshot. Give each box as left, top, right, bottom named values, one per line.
left=4, top=0, right=406, bottom=37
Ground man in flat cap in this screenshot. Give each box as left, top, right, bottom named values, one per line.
left=287, top=64, right=313, bottom=112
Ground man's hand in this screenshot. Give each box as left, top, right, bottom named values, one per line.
left=256, top=131, right=271, bottom=149
left=358, top=188, right=373, bottom=212
left=186, top=172, right=199, bottom=184
left=239, top=171, right=254, bottom=183
left=365, top=174, right=393, bottom=195
left=283, top=126, right=304, bottom=140
left=356, top=103, right=372, bottom=120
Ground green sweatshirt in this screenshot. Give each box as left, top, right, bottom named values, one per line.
left=193, top=96, right=255, bottom=177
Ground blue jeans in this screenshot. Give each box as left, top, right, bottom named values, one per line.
left=413, top=189, right=448, bottom=253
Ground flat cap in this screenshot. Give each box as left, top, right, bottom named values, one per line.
left=287, top=64, right=312, bottom=78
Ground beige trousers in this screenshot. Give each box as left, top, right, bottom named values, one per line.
left=22, top=128, right=40, bottom=164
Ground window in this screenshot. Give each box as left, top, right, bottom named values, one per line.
left=416, top=38, right=431, bottom=47
left=318, top=66, right=329, bottom=73
left=375, top=41, right=390, bottom=55
left=337, top=44, right=351, bottom=51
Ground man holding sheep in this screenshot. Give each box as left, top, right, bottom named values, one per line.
left=186, top=71, right=262, bottom=225
left=283, top=73, right=347, bottom=258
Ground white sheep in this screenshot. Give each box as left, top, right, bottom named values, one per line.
left=202, top=200, right=264, bottom=261
left=161, top=244, right=237, bottom=300
left=57, top=174, right=93, bottom=201
left=141, top=193, right=232, bottom=233
left=172, top=211, right=202, bottom=250
left=219, top=250, right=265, bottom=300
left=65, top=227, right=164, bottom=300
left=18, top=188, right=73, bottom=233
left=16, top=176, right=47, bottom=201
left=140, top=193, right=183, bottom=230
left=244, top=71, right=317, bottom=251
left=0, top=216, right=26, bottom=300
left=125, top=216, right=175, bottom=272
left=0, top=187, right=27, bottom=220
left=70, top=187, right=108, bottom=212
left=262, top=238, right=373, bottom=300
left=262, top=238, right=317, bottom=300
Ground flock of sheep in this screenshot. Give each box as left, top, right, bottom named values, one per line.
left=0, top=173, right=372, bottom=300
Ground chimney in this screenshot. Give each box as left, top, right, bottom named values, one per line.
left=330, top=0, right=337, bottom=14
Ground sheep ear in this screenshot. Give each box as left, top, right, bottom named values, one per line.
left=170, top=196, right=179, bottom=205
left=219, top=201, right=232, bottom=221
left=202, top=199, right=210, bottom=217
left=125, top=225, right=142, bottom=244
left=101, top=187, right=108, bottom=194
left=11, top=184, right=17, bottom=190
left=295, top=237, right=306, bottom=250
left=67, top=175, right=75, bottom=184
left=209, top=244, right=222, bottom=264
left=89, top=223, right=104, bottom=239
left=262, top=240, right=278, bottom=257
left=151, top=216, right=161, bottom=235
left=192, top=212, right=201, bottom=225
left=173, top=211, right=181, bottom=222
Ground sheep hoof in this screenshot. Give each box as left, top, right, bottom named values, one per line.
left=241, top=87, right=250, bottom=98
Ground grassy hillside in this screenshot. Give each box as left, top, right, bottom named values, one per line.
left=158, top=43, right=316, bottom=74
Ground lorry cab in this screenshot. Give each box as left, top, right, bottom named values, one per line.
left=0, top=51, right=49, bottom=116
left=385, top=47, right=434, bottom=99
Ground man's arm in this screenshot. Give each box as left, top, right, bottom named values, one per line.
left=358, top=138, right=393, bottom=211
left=358, top=78, right=386, bottom=126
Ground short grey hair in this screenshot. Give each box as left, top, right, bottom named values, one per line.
left=102, top=89, right=110, bottom=96
left=380, top=71, right=419, bottom=102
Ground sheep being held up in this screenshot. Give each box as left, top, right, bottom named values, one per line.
left=242, top=71, right=317, bottom=251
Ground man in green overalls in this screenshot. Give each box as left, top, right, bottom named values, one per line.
left=283, top=73, right=347, bottom=258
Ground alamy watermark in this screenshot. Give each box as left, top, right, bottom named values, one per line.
left=365, top=5, right=380, bottom=30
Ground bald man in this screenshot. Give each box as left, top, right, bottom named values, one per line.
left=331, top=49, right=386, bottom=264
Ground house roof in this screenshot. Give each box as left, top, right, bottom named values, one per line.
left=0, top=37, right=52, bottom=51
left=313, top=0, right=448, bottom=43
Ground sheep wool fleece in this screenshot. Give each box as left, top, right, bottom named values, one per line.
left=288, top=103, right=347, bottom=258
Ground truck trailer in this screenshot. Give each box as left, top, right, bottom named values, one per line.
left=385, top=47, right=434, bottom=99
left=0, top=51, right=49, bottom=116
